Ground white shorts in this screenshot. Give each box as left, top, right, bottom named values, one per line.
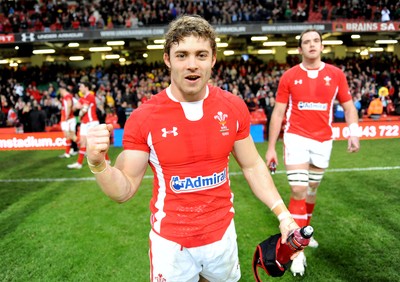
left=283, top=133, right=333, bottom=169
left=79, top=121, right=100, bottom=136
left=61, top=118, right=76, bottom=132
left=149, top=220, right=241, bottom=282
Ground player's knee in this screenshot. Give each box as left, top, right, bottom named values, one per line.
left=287, top=169, right=309, bottom=187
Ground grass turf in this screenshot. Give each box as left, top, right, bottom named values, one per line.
left=1, top=138, right=399, bottom=281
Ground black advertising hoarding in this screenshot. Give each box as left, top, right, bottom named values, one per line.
left=3, top=23, right=332, bottom=45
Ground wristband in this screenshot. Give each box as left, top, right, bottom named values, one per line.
left=277, top=211, right=292, bottom=222
left=349, top=123, right=359, bottom=137
left=270, top=199, right=284, bottom=211
left=87, top=159, right=108, bottom=174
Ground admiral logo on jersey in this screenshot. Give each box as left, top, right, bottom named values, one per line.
left=298, top=102, right=328, bottom=111
left=170, top=168, right=227, bottom=193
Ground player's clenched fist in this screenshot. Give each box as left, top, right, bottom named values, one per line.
left=87, top=124, right=113, bottom=166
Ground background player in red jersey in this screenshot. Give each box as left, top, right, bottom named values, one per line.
left=265, top=29, right=360, bottom=276
left=86, top=15, right=299, bottom=282
left=68, top=81, right=109, bottom=169
left=58, top=83, right=78, bottom=159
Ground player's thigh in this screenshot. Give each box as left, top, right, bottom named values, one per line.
left=149, top=230, right=201, bottom=282
left=199, top=221, right=241, bottom=282
left=283, top=133, right=310, bottom=165
left=309, top=139, right=332, bottom=169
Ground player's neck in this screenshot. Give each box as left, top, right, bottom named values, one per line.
left=301, top=58, right=322, bottom=70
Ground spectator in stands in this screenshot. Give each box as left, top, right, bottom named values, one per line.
left=367, top=94, right=383, bottom=119
left=28, top=102, right=47, bottom=132
left=381, top=6, right=391, bottom=22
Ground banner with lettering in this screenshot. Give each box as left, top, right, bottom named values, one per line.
left=332, top=120, right=399, bottom=140
left=0, top=132, right=66, bottom=151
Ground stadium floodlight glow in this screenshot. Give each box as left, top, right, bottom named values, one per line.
left=263, top=41, right=286, bottom=46
left=375, top=39, right=398, bottom=44
left=89, top=47, right=112, bottom=52
left=69, top=56, right=84, bottom=61
left=257, top=49, right=274, bottom=54
left=322, top=40, right=343, bottom=45
left=147, top=45, right=164, bottom=50
left=223, top=50, right=234, bottom=56
left=217, top=42, right=228, bottom=48
left=251, top=36, right=268, bottom=41
left=32, top=49, right=56, bottom=54
left=154, top=39, right=165, bottom=44
left=322, top=47, right=332, bottom=54
left=369, top=47, right=384, bottom=52
left=0, top=59, right=8, bottom=64
left=287, top=49, right=300, bottom=55
left=104, top=54, right=120, bottom=59
left=106, top=41, right=125, bottom=46
left=351, top=34, right=361, bottom=39
left=68, top=42, right=79, bottom=47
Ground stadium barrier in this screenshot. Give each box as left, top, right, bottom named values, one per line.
left=0, top=119, right=398, bottom=150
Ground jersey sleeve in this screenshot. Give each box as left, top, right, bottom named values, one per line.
left=336, top=70, right=352, bottom=104
left=123, top=107, right=151, bottom=153
left=233, top=95, right=251, bottom=141
left=275, top=71, right=291, bottom=104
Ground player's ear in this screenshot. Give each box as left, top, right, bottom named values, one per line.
left=164, top=53, right=171, bottom=69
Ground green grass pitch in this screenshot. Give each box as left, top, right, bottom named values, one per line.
left=1, top=138, right=399, bottom=281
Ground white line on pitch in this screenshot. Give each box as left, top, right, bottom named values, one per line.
left=1, top=166, right=399, bottom=183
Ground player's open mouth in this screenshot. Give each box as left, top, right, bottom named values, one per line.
left=185, top=75, right=200, bottom=81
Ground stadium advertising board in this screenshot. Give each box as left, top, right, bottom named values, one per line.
left=0, top=120, right=398, bottom=150
left=0, top=132, right=66, bottom=151
left=332, top=120, right=400, bottom=140
left=332, top=21, right=400, bottom=32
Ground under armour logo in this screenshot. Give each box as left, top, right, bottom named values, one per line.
left=161, top=127, right=178, bottom=137
left=21, top=33, right=35, bottom=42
left=324, top=76, right=331, bottom=86
left=294, top=79, right=303, bottom=85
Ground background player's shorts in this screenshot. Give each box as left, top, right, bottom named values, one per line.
left=61, top=118, right=76, bottom=132
left=149, top=220, right=241, bottom=282
left=283, top=133, right=333, bottom=169
left=79, top=121, right=99, bottom=136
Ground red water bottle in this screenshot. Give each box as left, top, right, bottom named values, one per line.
left=269, top=161, right=277, bottom=175
left=275, top=226, right=314, bottom=267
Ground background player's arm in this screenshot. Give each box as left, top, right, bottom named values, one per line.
left=232, top=136, right=298, bottom=242
left=265, top=102, right=287, bottom=166
left=342, top=100, right=360, bottom=152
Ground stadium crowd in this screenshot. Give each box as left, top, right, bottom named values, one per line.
left=1, top=53, right=399, bottom=133
left=1, top=0, right=399, bottom=33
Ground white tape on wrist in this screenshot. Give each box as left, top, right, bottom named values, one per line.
left=270, top=199, right=284, bottom=211
left=277, top=211, right=292, bottom=222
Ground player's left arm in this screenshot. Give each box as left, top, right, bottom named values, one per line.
left=232, top=136, right=298, bottom=243
left=342, top=99, right=360, bottom=153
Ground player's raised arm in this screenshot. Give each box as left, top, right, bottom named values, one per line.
left=86, top=124, right=148, bottom=203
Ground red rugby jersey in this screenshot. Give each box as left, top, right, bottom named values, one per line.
left=123, top=85, right=250, bottom=247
